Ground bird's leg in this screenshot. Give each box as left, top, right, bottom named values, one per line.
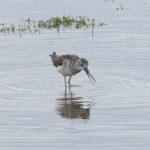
left=64, top=86, right=67, bottom=100
left=64, top=76, right=67, bottom=87
left=68, top=76, right=72, bottom=87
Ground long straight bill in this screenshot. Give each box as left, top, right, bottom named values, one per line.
left=84, top=68, right=96, bottom=84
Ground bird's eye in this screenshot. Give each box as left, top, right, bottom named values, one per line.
left=81, top=64, right=84, bottom=66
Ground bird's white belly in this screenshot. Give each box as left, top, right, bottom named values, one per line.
left=57, top=65, right=80, bottom=76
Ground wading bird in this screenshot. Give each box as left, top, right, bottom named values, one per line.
left=50, top=52, right=96, bottom=87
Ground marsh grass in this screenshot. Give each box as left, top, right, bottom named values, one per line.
left=0, top=16, right=106, bottom=36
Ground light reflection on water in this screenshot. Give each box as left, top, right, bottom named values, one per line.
left=56, top=88, right=91, bottom=119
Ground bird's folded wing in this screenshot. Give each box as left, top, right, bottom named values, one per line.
left=61, top=54, right=80, bottom=63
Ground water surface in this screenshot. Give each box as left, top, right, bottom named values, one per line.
left=0, top=0, right=150, bottom=149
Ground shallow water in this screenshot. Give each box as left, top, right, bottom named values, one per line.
left=0, top=0, right=150, bottom=150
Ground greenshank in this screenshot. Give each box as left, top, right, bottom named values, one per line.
left=50, top=52, right=96, bottom=87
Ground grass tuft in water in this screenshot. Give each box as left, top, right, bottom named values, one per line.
left=0, top=16, right=107, bottom=36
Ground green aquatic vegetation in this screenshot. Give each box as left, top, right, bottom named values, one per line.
left=62, top=16, right=75, bottom=27
left=11, top=24, right=15, bottom=33
left=0, top=16, right=107, bottom=36
left=75, top=16, right=87, bottom=28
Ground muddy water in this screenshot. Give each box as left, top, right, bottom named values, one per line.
left=0, top=0, right=150, bottom=150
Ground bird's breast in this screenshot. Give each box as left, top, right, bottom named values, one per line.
left=57, top=65, right=81, bottom=76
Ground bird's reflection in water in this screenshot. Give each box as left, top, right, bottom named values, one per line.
left=56, top=88, right=91, bottom=119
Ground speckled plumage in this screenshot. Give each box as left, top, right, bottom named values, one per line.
left=50, top=52, right=96, bottom=86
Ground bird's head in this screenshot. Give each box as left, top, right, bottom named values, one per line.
left=79, top=58, right=96, bottom=84
left=49, top=52, right=56, bottom=59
